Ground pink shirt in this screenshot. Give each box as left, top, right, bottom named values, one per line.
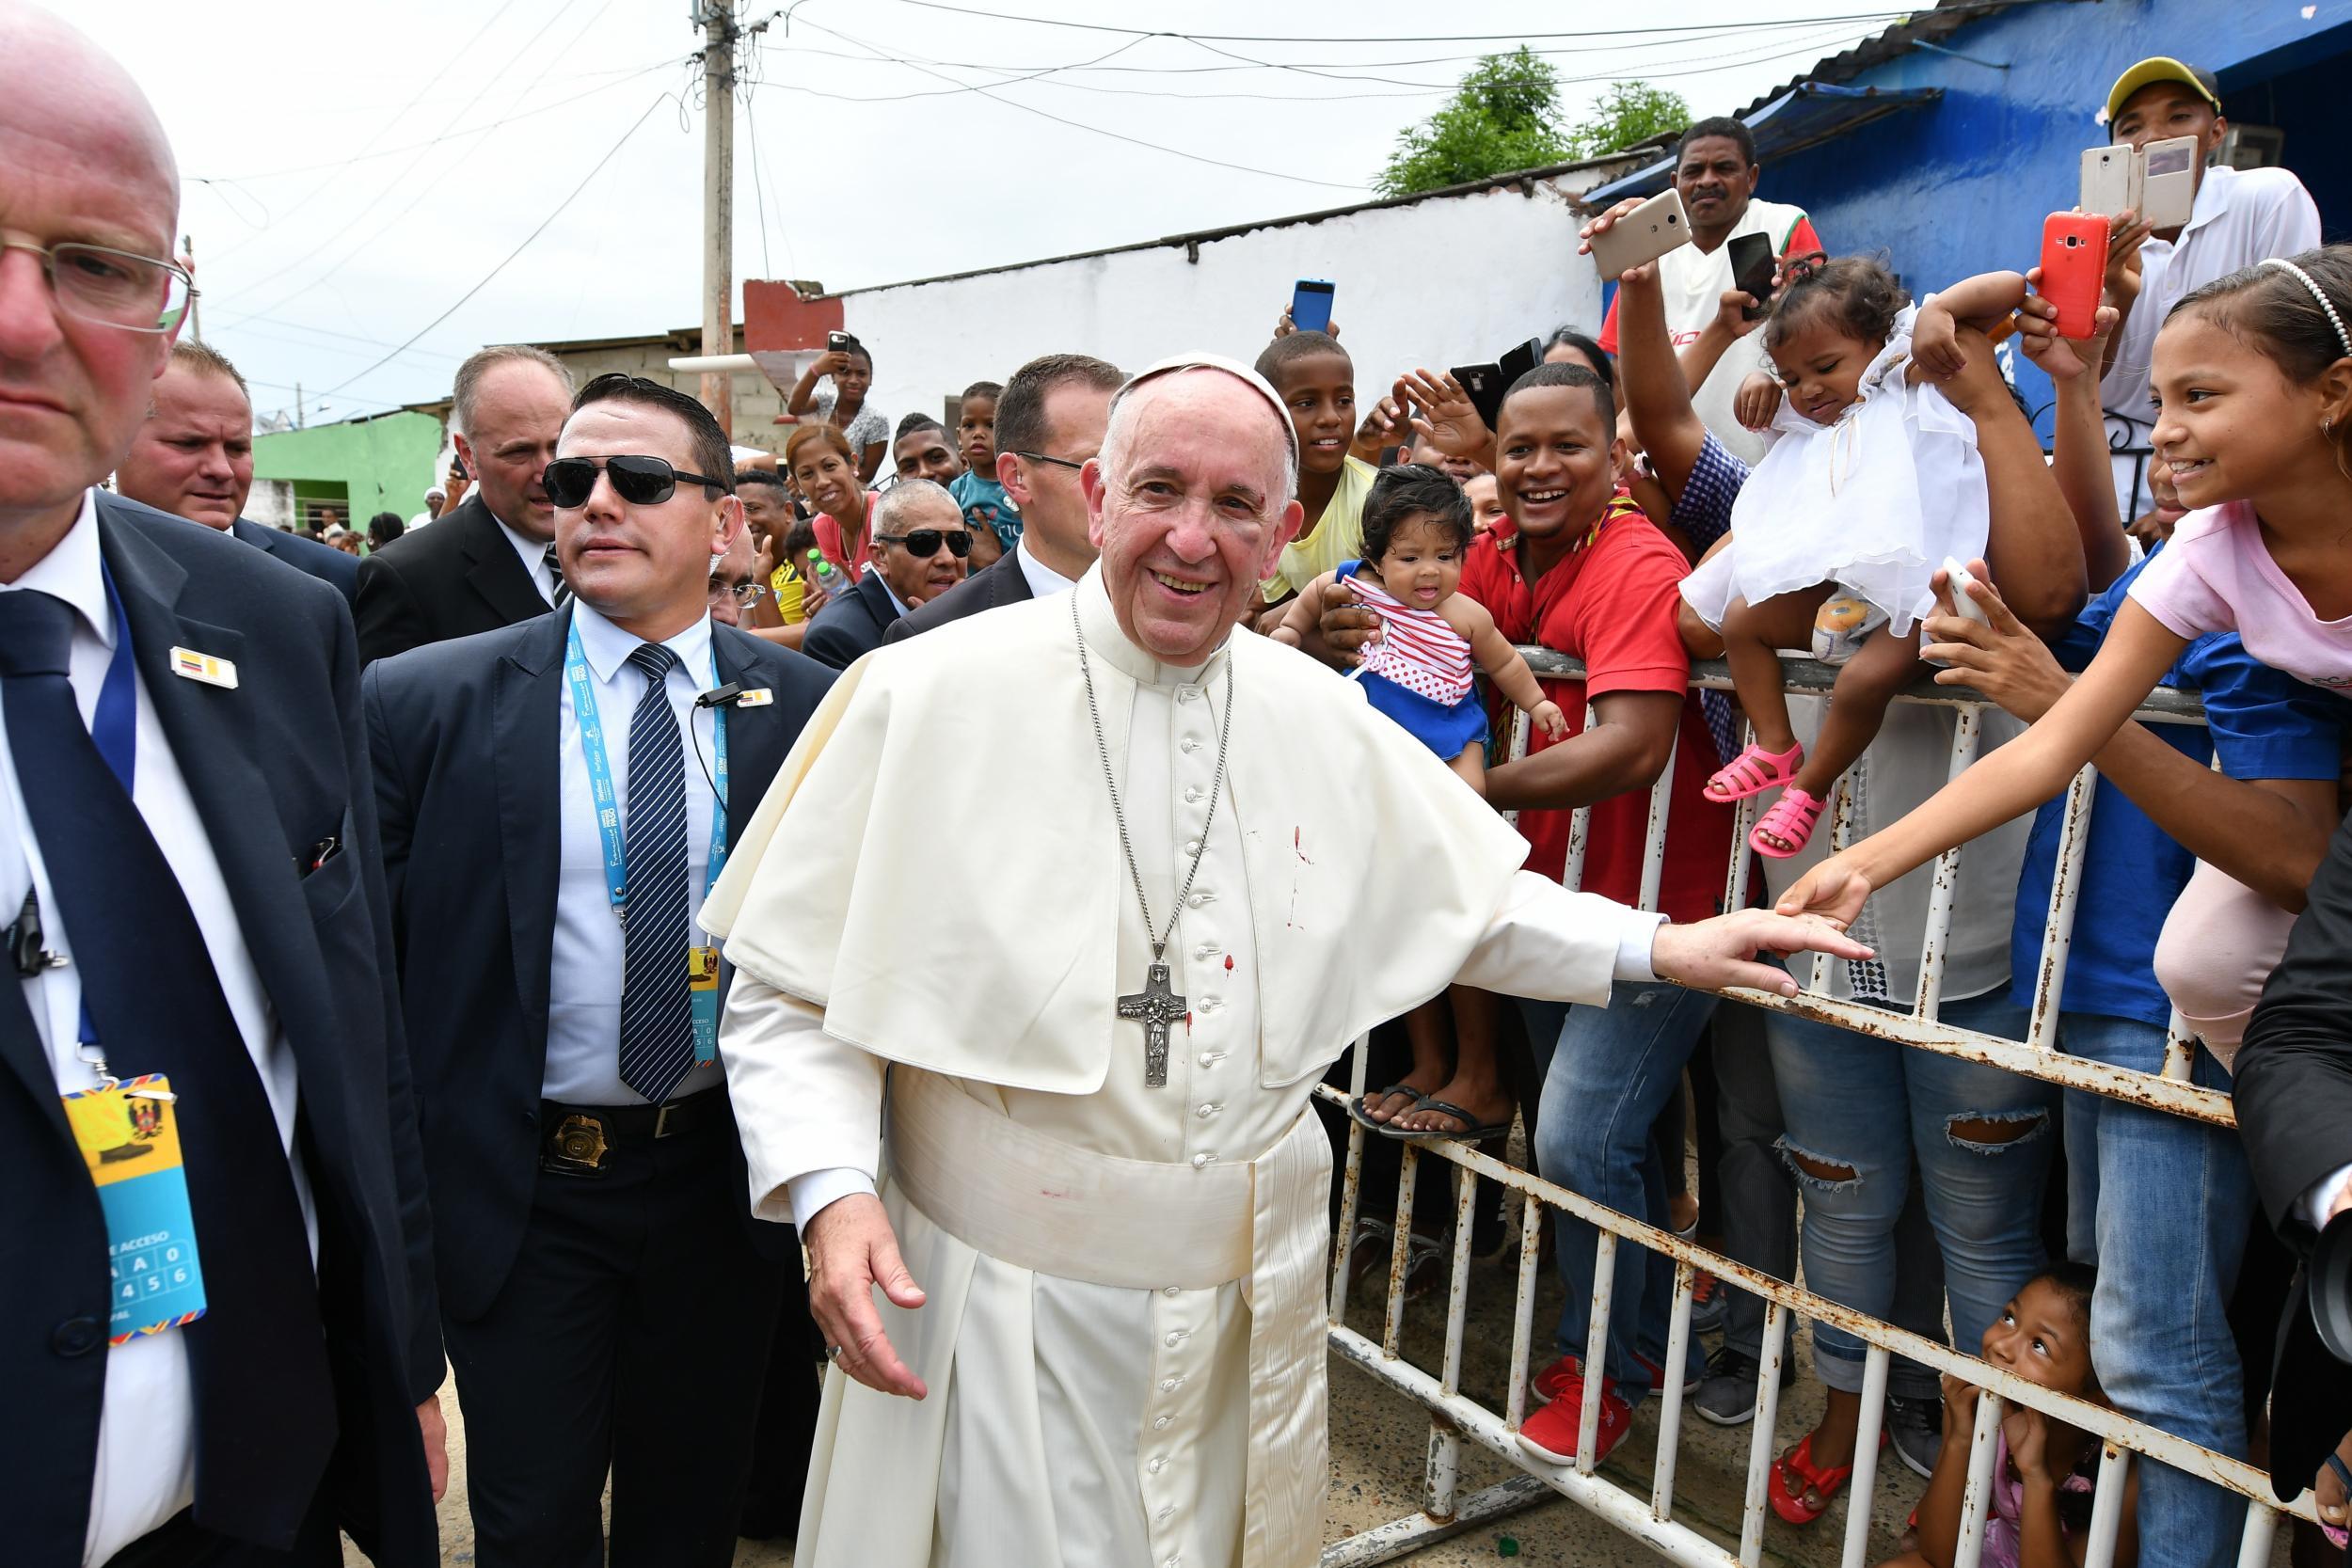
left=2128, top=501, right=2352, bottom=690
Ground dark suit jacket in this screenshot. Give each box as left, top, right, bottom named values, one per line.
left=233, top=516, right=359, bottom=605
left=882, top=549, right=1035, bottom=644
left=8, top=494, right=438, bottom=1565
left=362, top=609, right=834, bottom=1320
left=354, top=495, right=549, bottom=665
left=2234, top=805, right=2352, bottom=1497
left=802, top=568, right=903, bottom=670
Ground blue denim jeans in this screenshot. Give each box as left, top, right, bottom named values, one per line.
left=2060, top=1014, right=2253, bottom=1568
left=1522, top=982, right=1718, bottom=1406
left=1765, top=990, right=2058, bottom=1394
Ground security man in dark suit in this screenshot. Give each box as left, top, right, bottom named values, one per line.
left=366, top=373, right=834, bottom=1566
left=355, top=344, right=573, bottom=664
left=882, top=352, right=1122, bottom=643
left=1, top=11, right=441, bottom=1563
left=800, top=478, right=969, bottom=669
left=113, top=339, right=359, bottom=605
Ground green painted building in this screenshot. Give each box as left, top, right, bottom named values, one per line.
left=251, top=408, right=443, bottom=530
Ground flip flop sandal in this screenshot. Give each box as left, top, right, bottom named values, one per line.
left=1386, top=1098, right=1514, bottom=1143
left=2326, top=1452, right=2352, bottom=1548
left=1752, top=787, right=1826, bottom=860
left=1767, top=1430, right=1884, bottom=1525
left=1349, top=1085, right=1426, bottom=1132
left=1705, top=740, right=1804, bottom=803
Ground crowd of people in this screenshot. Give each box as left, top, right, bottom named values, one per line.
left=15, top=4, right=2352, bottom=1566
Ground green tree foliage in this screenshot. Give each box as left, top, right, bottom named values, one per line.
left=1375, top=47, right=1571, bottom=198
left=1563, top=80, right=1693, bottom=162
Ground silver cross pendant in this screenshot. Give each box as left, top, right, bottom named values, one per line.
left=1117, top=959, right=1185, bottom=1087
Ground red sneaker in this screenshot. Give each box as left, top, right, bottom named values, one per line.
left=1517, top=1366, right=1631, bottom=1467
left=1531, top=1351, right=1687, bottom=1405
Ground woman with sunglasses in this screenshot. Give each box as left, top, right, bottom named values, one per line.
left=788, top=423, right=877, bottom=586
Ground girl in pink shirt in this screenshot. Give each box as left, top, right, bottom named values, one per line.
left=1782, top=246, right=2352, bottom=1064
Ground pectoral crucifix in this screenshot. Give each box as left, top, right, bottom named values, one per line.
left=1118, top=958, right=1185, bottom=1088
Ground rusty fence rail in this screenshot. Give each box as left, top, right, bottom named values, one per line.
left=1315, top=656, right=2309, bottom=1566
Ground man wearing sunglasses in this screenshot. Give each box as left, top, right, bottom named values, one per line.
left=801, top=479, right=970, bottom=670
left=363, top=372, right=834, bottom=1566
left=1, top=9, right=446, bottom=1567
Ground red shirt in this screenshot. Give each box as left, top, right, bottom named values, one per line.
left=1460, top=498, right=1733, bottom=923
left=813, top=493, right=880, bottom=579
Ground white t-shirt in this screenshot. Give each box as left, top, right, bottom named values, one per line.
left=2098, top=163, right=2322, bottom=516
left=1607, top=198, right=1820, bottom=467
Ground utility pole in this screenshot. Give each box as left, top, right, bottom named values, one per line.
left=696, top=1, right=738, bottom=438
left=182, top=233, right=201, bottom=341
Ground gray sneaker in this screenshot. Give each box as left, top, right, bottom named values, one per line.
left=1695, top=1343, right=1793, bottom=1427
left=1887, top=1393, right=1943, bottom=1479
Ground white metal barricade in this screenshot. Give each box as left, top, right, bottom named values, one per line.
left=1318, top=655, right=2312, bottom=1566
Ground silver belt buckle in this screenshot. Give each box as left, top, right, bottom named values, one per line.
left=654, top=1101, right=678, bottom=1138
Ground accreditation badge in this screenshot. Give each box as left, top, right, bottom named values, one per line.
left=63, top=1075, right=209, bottom=1344
left=689, top=945, right=721, bottom=1066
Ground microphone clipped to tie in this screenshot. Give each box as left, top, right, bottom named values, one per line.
left=694, top=684, right=774, bottom=711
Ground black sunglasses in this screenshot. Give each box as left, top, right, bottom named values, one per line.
left=1010, top=451, right=1087, bottom=471
left=543, top=454, right=730, bottom=509
left=874, top=529, right=973, bottom=559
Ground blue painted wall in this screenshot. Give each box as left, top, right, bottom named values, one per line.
left=1757, top=0, right=2352, bottom=430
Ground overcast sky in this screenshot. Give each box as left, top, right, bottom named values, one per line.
left=77, top=0, right=1901, bottom=427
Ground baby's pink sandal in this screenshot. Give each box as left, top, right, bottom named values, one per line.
left=1752, top=788, right=1825, bottom=859
left=1705, top=741, right=1804, bottom=803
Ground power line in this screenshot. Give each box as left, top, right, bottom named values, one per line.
left=791, top=16, right=1365, bottom=190
left=322, top=93, right=675, bottom=399
left=874, top=0, right=1967, bottom=44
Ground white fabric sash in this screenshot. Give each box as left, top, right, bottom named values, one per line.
left=887, top=1069, right=1332, bottom=1568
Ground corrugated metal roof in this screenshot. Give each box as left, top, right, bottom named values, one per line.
left=1734, top=0, right=2079, bottom=116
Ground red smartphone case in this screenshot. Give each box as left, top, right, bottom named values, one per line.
left=2039, top=213, right=2110, bottom=341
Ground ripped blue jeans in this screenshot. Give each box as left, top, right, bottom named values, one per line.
left=1765, top=990, right=2058, bottom=1393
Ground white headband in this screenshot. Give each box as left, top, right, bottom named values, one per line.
left=2262, top=257, right=2352, bottom=359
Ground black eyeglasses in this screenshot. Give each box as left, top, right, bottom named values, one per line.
left=874, top=529, right=973, bottom=559
left=543, top=455, right=730, bottom=509
left=1010, top=451, right=1088, bottom=471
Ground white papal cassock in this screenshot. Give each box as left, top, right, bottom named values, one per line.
left=703, top=567, right=1665, bottom=1568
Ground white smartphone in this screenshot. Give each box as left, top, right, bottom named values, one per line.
left=1942, top=556, right=1993, bottom=626
left=2139, top=135, right=2201, bottom=228
left=1587, top=189, right=1692, bottom=279
left=2079, top=145, right=2140, bottom=217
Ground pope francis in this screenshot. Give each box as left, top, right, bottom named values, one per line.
left=701, top=354, right=1867, bottom=1568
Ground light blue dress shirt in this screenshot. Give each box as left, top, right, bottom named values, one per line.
left=547, top=601, right=725, bottom=1105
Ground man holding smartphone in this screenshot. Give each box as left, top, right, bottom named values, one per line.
left=2095, top=58, right=2320, bottom=524
left=1594, top=117, right=1823, bottom=466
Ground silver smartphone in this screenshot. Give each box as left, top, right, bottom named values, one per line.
left=2139, top=135, right=2201, bottom=228
left=1587, top=189, right=1692, bottom=278
left=2079, top=145, right=2139, bottom=217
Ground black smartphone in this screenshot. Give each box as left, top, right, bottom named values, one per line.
left=1727, top=232, right=1777, bottom=321
left=1497, top=336, right=1544, bottom=389
left=1449, top=364, right=1506, bottom=435
left=1290, top=278, right=1336, bottom=335
left=826, top=330, right=850, bottom=353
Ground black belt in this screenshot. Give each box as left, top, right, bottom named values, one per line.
left=101, top=1511, right=218, bottom=1568
left=540, top=1090, right=726, bottom=1175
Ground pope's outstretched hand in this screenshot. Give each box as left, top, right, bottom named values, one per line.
left=1650, top=908, right=1872, bottom=994
left=805, top=1192, right=930, bottom=1400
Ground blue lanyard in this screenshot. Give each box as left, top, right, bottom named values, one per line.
left=77, top=568, right=139, bottom=1052
left=562, top=619, right=729, bottom=927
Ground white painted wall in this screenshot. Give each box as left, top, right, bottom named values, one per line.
left=833, top=172, right=1617, bottom=436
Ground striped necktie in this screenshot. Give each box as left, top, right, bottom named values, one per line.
left=614, top=641, right=693, bottom=1102
left=543, top=543, right=571, bottom=608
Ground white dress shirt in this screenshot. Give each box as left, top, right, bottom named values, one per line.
left=862, top=562, right=910, bottom=621
left=546, top=600, right=727, bottom=1105
left=1, top=492, right=312, bottom=1568
left=1013, top=538, right=1078, bottom=600
left=2099, top=164, right=2323, bottom=515
left=493, top=512, right=560, bottom=608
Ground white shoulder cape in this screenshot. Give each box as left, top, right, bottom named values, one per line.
left=699, top=570, right=1531, bottom=1095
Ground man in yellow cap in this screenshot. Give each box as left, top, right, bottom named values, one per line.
left=2097, top=55, right=2319, bottom=529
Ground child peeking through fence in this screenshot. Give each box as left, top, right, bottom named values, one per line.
left=1883, top=1264, right=2137, bottom=1568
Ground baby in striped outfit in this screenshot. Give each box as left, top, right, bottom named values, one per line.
left=1272, top=464, right=1565, bottom=797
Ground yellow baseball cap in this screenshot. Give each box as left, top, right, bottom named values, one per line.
left=2106, top=57, right=2222, bottom=123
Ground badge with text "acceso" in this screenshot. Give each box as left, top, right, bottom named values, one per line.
left=690, top=944, right=721, bottom=1066
left=64, top=1074, right=209, bottom=1343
